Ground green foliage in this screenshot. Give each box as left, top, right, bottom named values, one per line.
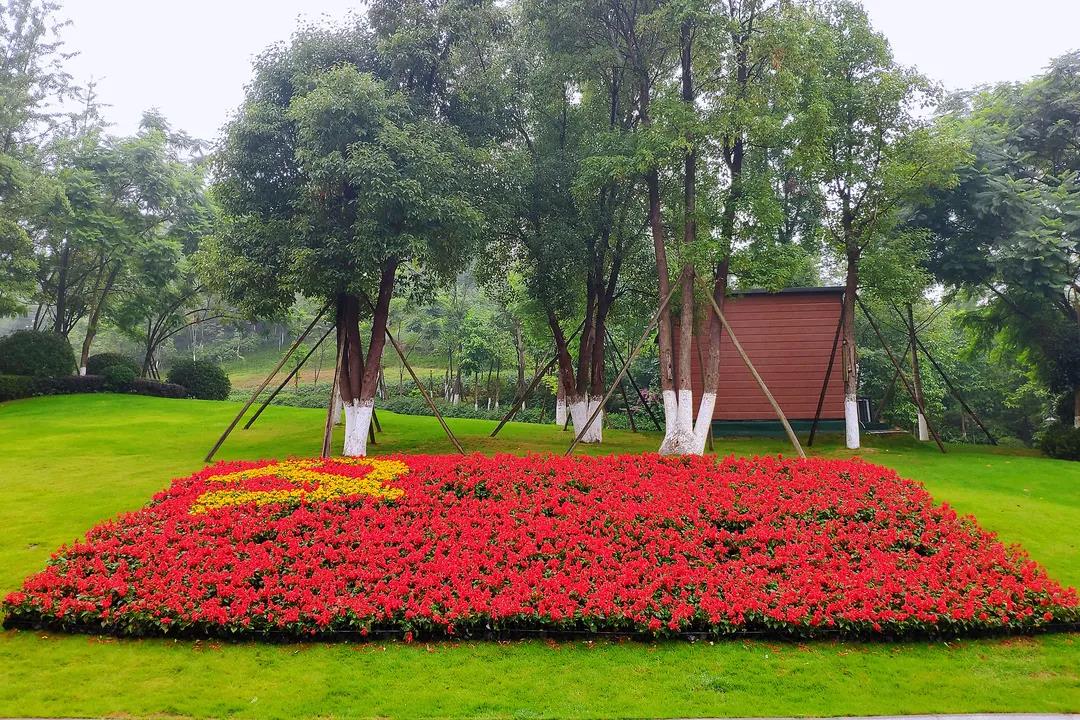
left=0, top=373, right=37, bottom=401
left=1039, top=424, right=1080, bottom=461
left=130, top=378, right=188, bottom=399
left=206, top=11, right=492, bottom=317
left=0, top=329, right=74, bottom=377
left=86, top=352, right=139, bottom=376
left=102, top=364, right=136, bottom=391
left=915, top=51, right=1080, bottom=399
left=0, top=0, right=73, bottom=317
left=166, top=359, right=230, bottom=401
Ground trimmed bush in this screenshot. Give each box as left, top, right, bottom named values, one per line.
left=167, top=360, right=230, bottom=401
left=103, top=364, right=137, bottom=391
left=0, top=330, right=76, bottom=378
left=1040, top=424, right=1080, bottom=461
left=0, top=374, right=39, bottom=402
left=40, top=374, right=106, bottom=394
left=132, top=378, right=189, bottom=399
left=87, top=353, right=140, bottom=376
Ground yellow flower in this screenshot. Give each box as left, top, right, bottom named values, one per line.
left=191, top=458, right=407, bottom=514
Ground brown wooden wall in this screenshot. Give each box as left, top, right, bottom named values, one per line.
left=688, top=289, right=845, bottom=421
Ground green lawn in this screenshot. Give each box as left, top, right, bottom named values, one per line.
left=0, top=393, right=1077, bottom=718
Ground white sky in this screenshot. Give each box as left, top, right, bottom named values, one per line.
left=59, top=0, right=1080, bottom=141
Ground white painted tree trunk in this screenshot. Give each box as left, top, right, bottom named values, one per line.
left=569, top=397, right=603, bottom=443
left=690, top=391, right=716, bottom=454
left=555, top=396, right=567, bottom=427
left=1074, top=388, right=1080, bottom=429
left=332, top=387, right=343, bottom=426
left=343, top=398, right=374, bottom=457
left=916, top=412, right=929, bottom=442
left=659, top=388, right=698, bottom=455
left=845, top=393, right=860, bottom=450
left=79, top=366, right=86, bottom=376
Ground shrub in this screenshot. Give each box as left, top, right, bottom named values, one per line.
left=1040, top=424, right=1080, bottom=461
left=0, top=374, right=39, bottom=402
left=132, top=378, right=189, bottom=399
left=103, top=364, right=137, bottom=391
left=86, top=352, right=140, bottom=376
left=167, top=360, right=230, bottom=400
left=0, top=330, right=76, bottom=378
left=39, top=374, right=106, bottom=394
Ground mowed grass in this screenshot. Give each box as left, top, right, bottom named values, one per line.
left=0, top=393, right=1077, bottom=719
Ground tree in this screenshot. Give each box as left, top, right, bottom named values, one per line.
left=915, top=52, right=1080, bottom=427
left=815, top=0, right=963, bottom=449
left=0, top=0, right=72, bottom=317
left=208, top=11, right=494, bottom=456
left=29, top=110, right=210, bottom=377
left=487, top=8, right=644, bottom=442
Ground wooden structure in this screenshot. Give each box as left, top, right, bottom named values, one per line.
left=689, top=287, right=845, bottom=433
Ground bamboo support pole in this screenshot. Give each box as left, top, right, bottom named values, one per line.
left=607, top=348, right=637, bottom=432
left=321, top=327, right=346, bottom=458
left=566, top=284, right=679, bottom=456
left=244, top=324, right=334, bottom=430
left=857, top=297, right=946, bottom=453
left=384, top=323, right=465, bottom=455
left=490, top=321, right=585, bottom=437
left=807, top=306, right=845, bottom=447
left=605, top=328, right=663, bottom=431
left=205, top=304, right=329, bottom=462
left=699, top=283, right=806, bottom=459
left=913, top=333, right=997, bottom=445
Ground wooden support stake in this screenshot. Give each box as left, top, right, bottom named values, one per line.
left=913, top=334, right=997, bottom=446
left=857, top=297, right=946, bottom=453
left=693, top=325, right=714, bottom=452
left=322, top=326, right=346, bottom=458
left=605, top=328, right=663, bottom=431
left=491, top=320, right=585, bottom=438
left=700, top=283, right=806, bottom=459
left=607, top=348, right=637, bottom=432
left=385, top=323, right=465, bottom=455
left=244, top=324, right=334, bottom=430
left=807, top=305, right=844, bottom=447
left=566, top=284, right=679, bottom=456
left=205, top=304, right=329, bottom=462
left=874, top=364, right=902, bottom=424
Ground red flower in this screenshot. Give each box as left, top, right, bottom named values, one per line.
left=3, top=453, right=1077, bottom=639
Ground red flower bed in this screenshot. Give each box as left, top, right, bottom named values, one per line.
left=4, top=453, right=1077, bottom=639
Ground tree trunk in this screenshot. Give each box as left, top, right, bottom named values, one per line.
left=907, top=304, right=929, bottom=442
left=513, top=321, right=527, bottom=407
left=842, top=249, right=861, bottom=449
left=79, top=263, right=122, bottom=374
left=658, top=26, right=700, bottom=455
left=53, top=240, right=71, bottom=336
left=555, top=376, right=567, bottom=427
left=337, top=261, right=397, bottom=456
left=1074, top=386, right=1080, bottom=430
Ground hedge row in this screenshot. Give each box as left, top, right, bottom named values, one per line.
left=0, top=374, right=187, bottom=402
left=224, top=384, right=647, bottom=430
left=1040, top=424, right=1080, bottom=461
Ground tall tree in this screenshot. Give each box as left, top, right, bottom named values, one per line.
left=816, top=0, right=962, bottom=449
left=0, top=0, right=72, bottom=317
left=489, top=9, right=642, bottom=442
left=915, top=51, right=1080, bottom=427
left=208, top=11, right=494, bottom=455
left=30, top=111, right=210, bottom=372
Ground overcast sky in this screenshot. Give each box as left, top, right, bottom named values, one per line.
left=59, top=0, right=1080, bottom=141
